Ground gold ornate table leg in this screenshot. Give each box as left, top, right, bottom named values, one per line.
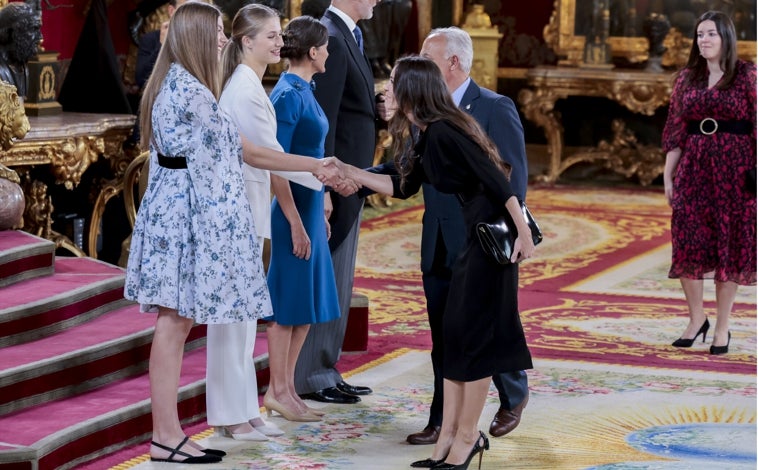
left=518, top=88, right=564, bottom=184
left=86, top=138, right=137, bottom=259
left=20, top=175, right=86, bottom=257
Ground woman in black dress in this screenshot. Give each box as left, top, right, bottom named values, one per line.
left=348, top=56, right=535, bottom=469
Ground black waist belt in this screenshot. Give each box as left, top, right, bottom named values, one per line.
left=686, top=119, right=752, bottom=135
left=157, top=153, right=188, bottom=169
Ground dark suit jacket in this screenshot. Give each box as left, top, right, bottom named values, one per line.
left=419, top=80, right=528, bottom=272
left=136, top=30, right=160, bottom=89
left=313, top=9, right=377, bottom=251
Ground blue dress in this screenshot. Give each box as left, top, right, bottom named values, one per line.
left=124, top=63, right=272, bottom=324
left=266, top=73, right=340, bottom=326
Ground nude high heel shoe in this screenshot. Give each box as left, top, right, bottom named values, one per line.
left=306, top=406, right=326, bottom=416
left=263, top=394, right=321, bottom=422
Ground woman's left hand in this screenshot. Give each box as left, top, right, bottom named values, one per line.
left=291, top=223, right=311, bottom=260
left=511, top=229, right=536, bottom=264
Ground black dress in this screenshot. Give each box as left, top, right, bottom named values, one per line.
left=399, top=120, right=533, bottom=382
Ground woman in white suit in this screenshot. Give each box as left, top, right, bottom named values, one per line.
left=206, top=3, right=325, bottom=440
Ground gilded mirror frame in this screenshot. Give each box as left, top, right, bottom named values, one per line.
left=543, top=0, right=757, bottom=66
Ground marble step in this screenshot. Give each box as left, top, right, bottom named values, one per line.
left=0, top=230, right=55, bottom=288
left=0, top=257, right=129, bottom=348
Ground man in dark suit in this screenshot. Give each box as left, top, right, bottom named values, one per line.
left=294, top=0, right=379, bottom=405
left=135, top=0, right=186, bottom=89
left=406, top=27, right=530, bottom=444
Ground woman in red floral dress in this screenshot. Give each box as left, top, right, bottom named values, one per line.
left=663, top=10, right=756, bottom=355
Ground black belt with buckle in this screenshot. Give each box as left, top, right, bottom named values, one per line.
left=157, top=153, right=188, bottom=169
left=686, top=118, right=752, bottom=136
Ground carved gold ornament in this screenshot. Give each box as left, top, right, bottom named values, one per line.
left=0, top=80, right=30, bottom=150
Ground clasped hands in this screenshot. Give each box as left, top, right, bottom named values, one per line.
left=313, top=157, right=364, bottom=197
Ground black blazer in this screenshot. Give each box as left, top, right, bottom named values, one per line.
left=313, top=9, right=377, bottom=251
left=136, top=30, right=160, bottom=89
left=419, top=80, right=528, bottom=272
left=381, top=80, right=527, bottom=273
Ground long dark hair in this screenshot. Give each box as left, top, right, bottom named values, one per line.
left=388, top=56, right=509, bottom=185
left=681, top=10, right=738, bottom=90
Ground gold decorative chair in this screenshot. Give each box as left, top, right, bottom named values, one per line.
left=87, top=151, right=148, bottom=263
left=122, top=151, right=149, bottom=229
left=117, top=151, right=149, bottom=267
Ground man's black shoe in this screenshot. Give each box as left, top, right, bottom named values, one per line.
left=300, top=387, right=360, bottom=404
left=336, top=381, right=372, bottom=396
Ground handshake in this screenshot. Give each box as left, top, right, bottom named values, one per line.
left=312, top=157, right=365, bottom=197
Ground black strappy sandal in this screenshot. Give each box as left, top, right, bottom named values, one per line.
left=150, top=436, right=222, bottom=464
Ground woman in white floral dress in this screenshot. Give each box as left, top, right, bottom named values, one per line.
left=124, top=3, right=344, bottom=464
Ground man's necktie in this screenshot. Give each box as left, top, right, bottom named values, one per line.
left=352, top=26, right=364, bottom=53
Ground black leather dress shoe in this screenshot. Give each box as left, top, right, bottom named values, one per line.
left=406, top=424, right=440, bottom=445
left=300, top=387, right=361, bottom=404
left=489, top=393, right=529, bottom=437
left=336, top=380, right=372, bottom=396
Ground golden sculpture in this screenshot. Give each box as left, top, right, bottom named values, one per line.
left=462, top=4, right=492, bottom=29
left=0, top=161, right=18, bottom=183
left=662, top=27, right=691, bottom=69
left=56, top=136, right=105, bottom=190
left=0, top=79, right=27, bottom=229
left=22, top=178, right=51, bottom=238
left=0, top=80, right=30, bottom=150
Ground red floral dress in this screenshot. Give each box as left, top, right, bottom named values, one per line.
left=662, top=60, right=757, bottom=285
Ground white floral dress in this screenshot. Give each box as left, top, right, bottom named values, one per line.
left=124, top=63, right=272, bottom=324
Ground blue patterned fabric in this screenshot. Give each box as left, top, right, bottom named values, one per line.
left=266, top=72, right=340, bottom=326
left=124, top=63, right=273, bottom=324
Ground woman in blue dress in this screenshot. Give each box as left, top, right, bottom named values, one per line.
left=266, top=16, right=341, bottom=421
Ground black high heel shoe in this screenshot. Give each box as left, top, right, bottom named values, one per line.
left=410, top=457, right=445, bottom=468
left=433, top=431, right=489, bottom=470
left=709, top=331, right=731, bottom=355
left=672, top=318, right=709, bottom=347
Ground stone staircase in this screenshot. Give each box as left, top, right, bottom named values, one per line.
left=0, top=230, right=268, bottom=469
left=0, top=229, right=369, bottom=469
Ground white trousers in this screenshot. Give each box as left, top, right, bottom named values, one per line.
left=205, top=321, right=261, bottom=426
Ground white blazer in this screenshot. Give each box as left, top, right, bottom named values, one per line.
left=219, top=63, right=322, bottom=239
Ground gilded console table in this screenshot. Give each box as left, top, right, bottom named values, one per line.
left=518, top=66, right=673, bottom=185
left=0, top=112, right=136, bottom=256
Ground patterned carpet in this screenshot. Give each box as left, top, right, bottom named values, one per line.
left=114, top=185, right=756, bottom=469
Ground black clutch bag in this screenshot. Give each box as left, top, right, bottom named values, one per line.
left=476, top=203, right=543, bottom=265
